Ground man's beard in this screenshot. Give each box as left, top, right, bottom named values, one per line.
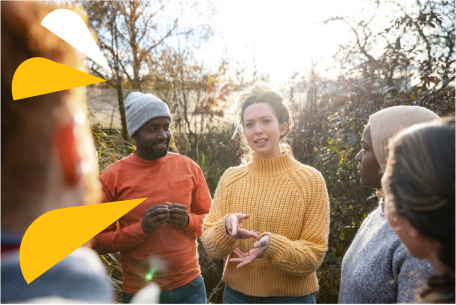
left=146, top=140, right=170, bottom=159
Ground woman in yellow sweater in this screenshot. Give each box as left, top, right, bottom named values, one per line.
left=201, top=83, right=330, bottom=304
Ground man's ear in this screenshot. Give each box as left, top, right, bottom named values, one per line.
left=54, top=121, right=82, bottom=186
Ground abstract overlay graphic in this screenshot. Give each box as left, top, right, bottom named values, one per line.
left=13, top=9, right=140, bottom=284
left=12, top=9, right=109, bottom=101
left=41, top=9, right=111, bottom=72
left=20, top=199, right=147, bottom=284
left=12, top=58, right=106, bottom=100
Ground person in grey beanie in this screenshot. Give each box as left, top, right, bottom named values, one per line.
left=92, top=92, right=212, bottom=304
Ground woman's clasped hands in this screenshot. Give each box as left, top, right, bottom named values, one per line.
left=225, top=213, right=270, bottom=268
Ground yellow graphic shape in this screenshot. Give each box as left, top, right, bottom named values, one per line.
left=20, top=198, right=147, bottom=284
left=12, top=57, right=106, bottom=100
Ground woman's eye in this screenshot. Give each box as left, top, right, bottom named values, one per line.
left=263, top=119, right=271, bottom=124
left=245, top=123, right=253, bottom=128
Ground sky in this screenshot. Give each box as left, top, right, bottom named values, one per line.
left=192, top=0, right=363, bottom=86
left=186, top=0, right=418, bottom=87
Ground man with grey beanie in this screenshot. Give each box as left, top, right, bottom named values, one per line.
left=92, top=92, right=212, bottom=304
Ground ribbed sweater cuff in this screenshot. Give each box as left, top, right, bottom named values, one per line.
left=214, top=214, right=236, bottom=251
left=261, top=232, right=282, bottom=259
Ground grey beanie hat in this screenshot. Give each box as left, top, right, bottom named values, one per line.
left=125, top=92, right=172, bottom=137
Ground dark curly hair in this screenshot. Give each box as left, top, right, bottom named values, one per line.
left=383, top=117, right=455, bottom=303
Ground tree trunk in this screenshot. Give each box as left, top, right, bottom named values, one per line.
left=116, top=83, right=129, bottom=141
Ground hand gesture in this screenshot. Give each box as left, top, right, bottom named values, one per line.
left=225, top=213, right=260, bottom=240
left=229, top=235, right=270, bottom=268
left=141, top=205, right=169, bottom=234
left=166, top=202, right=189, bottom=229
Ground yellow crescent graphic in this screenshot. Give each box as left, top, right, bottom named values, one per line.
left=20, top=198, right=147, bottom=284
left=12, top=57, right=106, bottom=100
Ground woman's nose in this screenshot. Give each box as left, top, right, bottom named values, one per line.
left=355, top=150, right=362, bottom=162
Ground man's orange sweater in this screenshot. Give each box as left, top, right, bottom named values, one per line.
left=92, top=152, right=212, bottom=294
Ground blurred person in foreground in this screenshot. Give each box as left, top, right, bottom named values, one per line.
left=339, top=106, right=438, bottom=303
left=201, top=83, right=330, bottom=304
left=382, top=118, right=455, bottom=303
left=91, top=92, right=212, bottom=304
left=1, top=1, right=112, bottom=303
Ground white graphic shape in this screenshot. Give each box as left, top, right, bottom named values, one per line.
left=41, top=9, right=111, bottom=73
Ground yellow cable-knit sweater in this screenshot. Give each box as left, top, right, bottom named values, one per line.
left=201, top=152, right=330, bottom=297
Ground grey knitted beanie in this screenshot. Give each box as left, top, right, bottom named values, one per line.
left=125, top=92, right=172, bottom=137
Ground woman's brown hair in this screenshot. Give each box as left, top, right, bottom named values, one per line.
left=383, top=117, right=455, bottom=303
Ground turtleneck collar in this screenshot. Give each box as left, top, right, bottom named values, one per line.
left=246, top=152, right=300, bottom=177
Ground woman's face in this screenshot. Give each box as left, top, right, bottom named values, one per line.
left=383, top=190, right=431, bottom=259
left=243, top=103, right=287, bottom=159
left=355, top=124, right=382, bottom=188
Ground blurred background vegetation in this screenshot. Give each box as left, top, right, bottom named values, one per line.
left=77, top=0, right=455, bottom=303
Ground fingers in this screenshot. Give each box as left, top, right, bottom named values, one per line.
left=145, top=205, right=169, bottom=214
left=233, top=248, right=248, bottom=257
left=145, top=204, right=167, bottom=212
left=229, top=249, right=249, bottom=263
left=145, top=205, right=169, bottom=218
left=228, top=258, right=244, bottom=263
left=226, top=213, right=261, bottom=240
left=253, top=235, right=269, bottom=248
left=168, top=205, right=188, bottom=216
left=236, top=213, right=249, bottom=220
left=229, top=216, right=239, bottom=237
left=253, top=240, right=268, bottom=248
left=229, top=249, right=257, bottom=268
left=145, top=212, right=169, bottom=225
left=146, top=204, right=169, bottom=211
left=237, top=228, right=260, bottom=240
left=236, top=256, right=255, bottom=268
left=229, top=235, right=269, bottom=268
left=168, top=203, right=187, bottom=211
left=146, top=203, right=187, bottom=217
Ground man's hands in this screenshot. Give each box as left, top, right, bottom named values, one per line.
left=167, top=202, right=189, bottom=229
left=229, top=235, right=270, bottom=268
left=225, top=213, right=260, bottom=240
left=141, top=204, right=170, bottom=234
left=141, top=202, right=189, bottom=234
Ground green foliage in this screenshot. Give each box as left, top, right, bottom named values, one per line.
left=173, top=130, right=240, bottom=195
left=92, top=125, right=135, bottom=173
